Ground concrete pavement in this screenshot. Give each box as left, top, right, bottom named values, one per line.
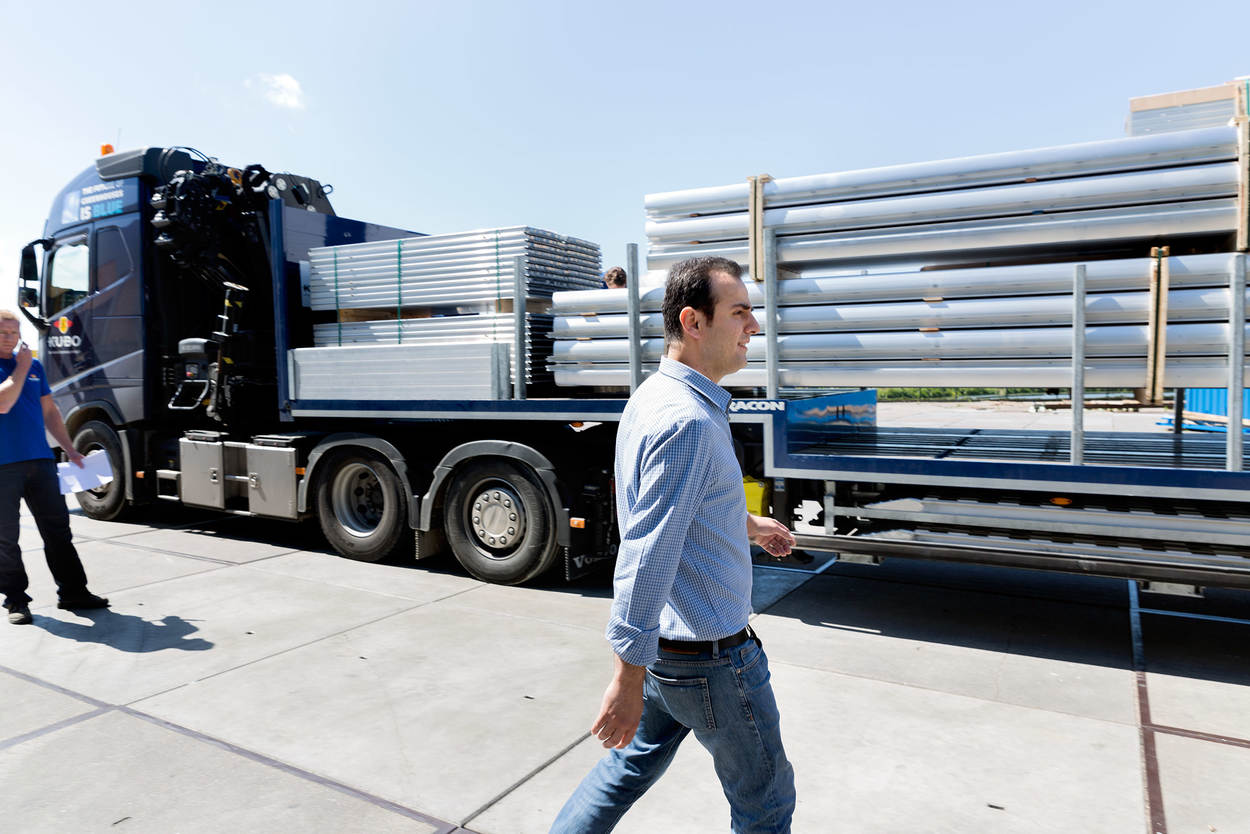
left=1, top=502, right=1248, bottom=833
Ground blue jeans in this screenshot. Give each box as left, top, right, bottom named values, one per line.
left=552, top=635, right=795, bottom=833
left=0, top=458, right=89, bottom=607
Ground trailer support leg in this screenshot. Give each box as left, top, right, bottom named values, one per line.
left=626, top=242, right=643, bottom=392
left=1071, top=264, right=1086, bottom=465
left=1228, top=253, right=1246, bottom=471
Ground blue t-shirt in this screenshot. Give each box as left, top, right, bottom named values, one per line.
left=0, top=356, right=53, bottom=466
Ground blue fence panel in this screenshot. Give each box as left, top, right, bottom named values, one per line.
left=1186, top=387, right=1250, bottom=418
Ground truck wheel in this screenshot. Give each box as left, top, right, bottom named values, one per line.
left=315, top=451, right=408, bottom=562
left=444, top=460, right=558, bottom=585
left=72, top=421, right=126, bottom=520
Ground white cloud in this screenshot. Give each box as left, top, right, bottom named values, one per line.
left=245, top=73, right=306, bottom=110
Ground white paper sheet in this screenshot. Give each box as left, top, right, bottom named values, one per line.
left=58, top=449, right=114, bottom=495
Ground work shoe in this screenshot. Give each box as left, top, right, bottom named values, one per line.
left=57, top=592, right=110, bottom=610
left=6, top=603, right=32, bottom=625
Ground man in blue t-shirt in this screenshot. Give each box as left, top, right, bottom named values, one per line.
left=0, top=310, right=109, bottom=625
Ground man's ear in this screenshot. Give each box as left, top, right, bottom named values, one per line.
left=679, top=306, right=701, bottom=339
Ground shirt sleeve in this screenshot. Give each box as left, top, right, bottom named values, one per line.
left=606, top=417, right=715, bottom=666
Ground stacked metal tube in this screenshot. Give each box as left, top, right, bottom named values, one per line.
left=644, top=127, right=1238, bottom=271
left=550, top=126, right=1247, bottom=390
left=549, top=253, right=1248, bottom=388
left=308, top=227, right=602, bottom=309
left=305, top=226, right=599, bottom=395
left=312, top=314, right=554, bottom=386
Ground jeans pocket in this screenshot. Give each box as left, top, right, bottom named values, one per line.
left=646, top=669, right=717, bottom=730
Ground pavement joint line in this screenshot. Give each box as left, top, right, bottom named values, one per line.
left=1128, top=580, right=1168, bottom=834
left=237, top=559, right=494, bottom=604
left=6, top=585, right=467, bottom=834
left=128, top=583, right=490, bottom=696
left=98, top=538, right=306, bottom=567
left=1137, top=606, right=1250, bottom=627
left=458, top=730, right=593, bottom=829
left=0, top=662, right=113, bottom=709
left=0, top=706, right=113, bottom=753
left=27, top=537, right=252, bottom=568
left=66, top=514, right=241, bottom=542
left=765, top=655, right=1142, bottom=729
left=117, top=706, right=462, bottom=833
left=1143, top=722, right=1250, bottom=750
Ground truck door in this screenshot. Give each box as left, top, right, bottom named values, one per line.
left=40, top=214, right=146, bottom=425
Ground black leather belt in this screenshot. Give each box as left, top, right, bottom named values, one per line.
left=658, top=626, right=752, bottom=655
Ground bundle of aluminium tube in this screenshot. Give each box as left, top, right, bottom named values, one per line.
left=547, top=252, right=1247, bottom=389
left=312, top=314, right=554, bottom=386
left=549, top=124, right=1246, bottom=390
left=644, top=127, right=1237, bottom=271
left=305, top=225, right=597, bottom=395
left=307, top=226, right=602, bottom=311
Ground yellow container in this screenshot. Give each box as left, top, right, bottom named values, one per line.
left=742, top=476, right=770, bottom=517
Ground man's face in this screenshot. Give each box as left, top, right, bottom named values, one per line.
left=0, top=320, right=21, bottom=357
left=701, top=271, right=758, bottom=381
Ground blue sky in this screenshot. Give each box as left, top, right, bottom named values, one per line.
left=2, top=0, right=1249, bottom=343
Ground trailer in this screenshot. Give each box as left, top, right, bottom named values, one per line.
left=14, top=79, right=1250, bottom=592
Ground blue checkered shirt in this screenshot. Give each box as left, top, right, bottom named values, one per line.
left=607, top=357, right=752, bottom=667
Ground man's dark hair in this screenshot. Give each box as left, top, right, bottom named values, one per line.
left=661, top=257, right=743, bottom=343
left=604, top=266, right=627, bottom=288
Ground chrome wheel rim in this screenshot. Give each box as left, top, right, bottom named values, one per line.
left=466, top=482, right=526, bottom=557
left=331, top=462, right=386, bottom=537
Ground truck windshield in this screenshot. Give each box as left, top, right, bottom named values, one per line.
left=46, top=239, right=90, bottom=316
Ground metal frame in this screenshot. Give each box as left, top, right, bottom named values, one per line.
left=270, top=199, right=293, bottom=422
left=1229, top=253, right=1246, bottom=470
left=513, top=255, right=526, bottom=400
left=793, top=532, right=1250, bottom=590
left=626, top=243, right=643, bottom=391
left=1071, top=263, right=1085, bottom=464
left=764, top=229, right=780, bottom=398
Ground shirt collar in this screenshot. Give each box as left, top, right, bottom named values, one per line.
left=658, top=357, right=732, bottom=414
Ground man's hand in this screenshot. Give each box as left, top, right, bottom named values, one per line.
left=590, top=655, right=646, bottom=749
left=14, top=343, right=32, bottom=373
left=748, top=514, right=795, bottom=558
left=67, top=449, right=85, bottom=469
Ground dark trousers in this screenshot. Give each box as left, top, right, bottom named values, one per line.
left=0, top=459, right=89, bottom=606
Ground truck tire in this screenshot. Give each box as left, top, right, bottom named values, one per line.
left=72, top=421, right=127, bottom=520
left=444, top=460, right=559, bottom=585
left=315, top=451, right=408, bottom=562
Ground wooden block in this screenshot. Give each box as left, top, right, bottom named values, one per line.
left=1130, top=82, right=1236, bottom=112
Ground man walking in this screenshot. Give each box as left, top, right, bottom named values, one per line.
left=552, top=257, right=797, bottom=832
left=0, top=310, right=109, bottom=625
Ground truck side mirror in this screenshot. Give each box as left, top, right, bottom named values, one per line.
left=17, top=240, right=51, bottom=331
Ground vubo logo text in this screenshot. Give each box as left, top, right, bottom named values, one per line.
left=48, top=316, right=81, bottom=350
left=729, top=400, right=785, bottom=413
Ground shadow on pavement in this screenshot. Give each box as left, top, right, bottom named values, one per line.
left=763, top=556, right=1250, bottom=687
left=34, top=610, right=214, bottom=653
